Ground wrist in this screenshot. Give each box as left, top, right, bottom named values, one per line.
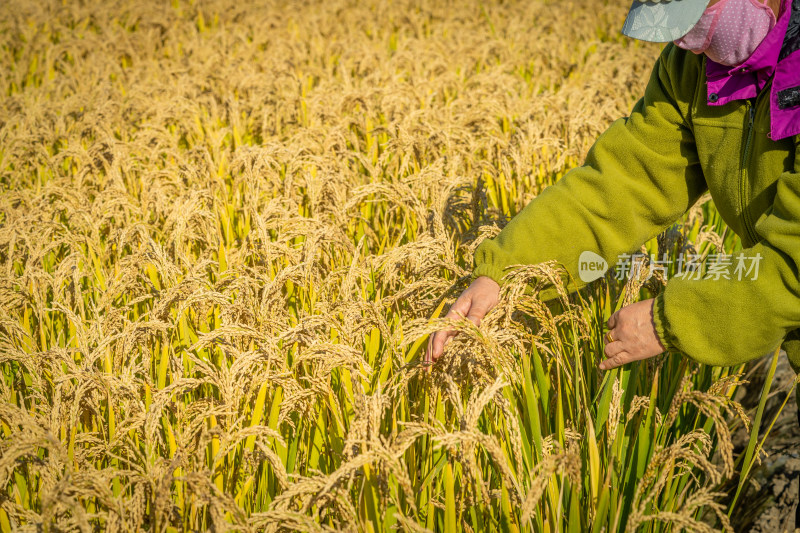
left=476, top=275, right=500, bottom=289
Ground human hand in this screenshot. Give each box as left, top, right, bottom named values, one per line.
left=425, top=276, right=500, bottom=364
left=599, top=298, right=667, bottom=371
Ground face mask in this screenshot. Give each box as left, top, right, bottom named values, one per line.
left=674, top=0, right=776, bottom=67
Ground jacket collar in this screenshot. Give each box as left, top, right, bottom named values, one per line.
left=704, top=0, right=800, bottom=141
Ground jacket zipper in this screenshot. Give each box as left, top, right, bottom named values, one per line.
left=740, top=99, right=760, bottom=246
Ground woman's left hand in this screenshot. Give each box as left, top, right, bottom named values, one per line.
left=600, top=298, right=667, bottom=371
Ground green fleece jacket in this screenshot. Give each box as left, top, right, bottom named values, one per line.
left=472, top=44, right=800, bottom=370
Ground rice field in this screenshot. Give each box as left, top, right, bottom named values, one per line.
left=0, top=0, right=788, bottom=531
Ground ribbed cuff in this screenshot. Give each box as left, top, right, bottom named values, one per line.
left=651, top=292, right=675, bottom=352
left=472, top=263, right=506, bottom=286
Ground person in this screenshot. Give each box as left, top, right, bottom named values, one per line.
left=426, top=0, right=800, bottom=521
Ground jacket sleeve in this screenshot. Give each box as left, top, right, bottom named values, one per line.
left=653, top=136, right=800, bottom=367
left=472, top=44, right=709, bottom=302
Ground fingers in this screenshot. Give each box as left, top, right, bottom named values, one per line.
left=427, top=289, right=475, bottom=363
left=424, top=335, right=434, bottom=365
left=607, top=311, right=619, bottom=330
left=599, top=299, right=665, bottom=371
left=444, top=292, right=472, bottom=321
left=600, top=328, right=625, bottom=370
left=603, top=338, right=624, bottom=359
left=602, top=308, right=627, bottom=370
left=425, top=277, right=501, bottom=365
left=599, top=350, right=631, bottom=371
left=427, top=329, right=455, bottom=363
left=465, top=298, right=492, bottom=326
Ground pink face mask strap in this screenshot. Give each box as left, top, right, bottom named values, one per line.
left=702, top=2, right=727, bottom=49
